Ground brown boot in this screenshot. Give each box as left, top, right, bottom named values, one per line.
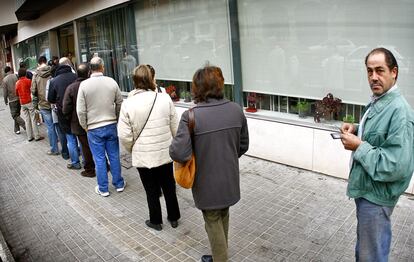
left=81, top=170, right=96, bottom=177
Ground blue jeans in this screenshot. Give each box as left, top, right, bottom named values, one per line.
left=355, top=198, right=394, bottom=262
left=66, top=132, right=80, bottom=166
left=56, top=124, right=69, bottom=159
left=87, top=123, right=124, bottom=192
left=40, top=109, right=59, bottom=153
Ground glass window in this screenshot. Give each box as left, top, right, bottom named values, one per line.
left=35, top=33, right=50, bottom=61
left=238, top=0, right=414, bottom=106
left=134, top=0, right=233, bottom=84
left=13, top=32, right=50, bottom=71
left=13, top=38, right=37, bottom=70
left=57, top=25, right=76, bottom=65
left=77, top=6, right=138, bottom=92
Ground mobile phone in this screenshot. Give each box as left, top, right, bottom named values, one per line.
left=330, top=132, right=341, bottom=139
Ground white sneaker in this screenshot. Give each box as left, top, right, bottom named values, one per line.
left=116, top=181, right=126, bottom=192
left=95, top=186, right=110, bottom=197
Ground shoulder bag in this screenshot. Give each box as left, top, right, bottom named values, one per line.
left=174, top=108, right=196, bottom=189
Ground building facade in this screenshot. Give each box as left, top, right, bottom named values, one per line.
left=2, top=0, right=414, bottom=193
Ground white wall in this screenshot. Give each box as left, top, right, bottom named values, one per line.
left=0, top=1, right=18, bottom=26
left=175, top=105, right=414, bottom=194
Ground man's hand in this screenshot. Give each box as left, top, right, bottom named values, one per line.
left=340, top=123, right=355, bottom=134
left=340, top=132, right=362, bottom=151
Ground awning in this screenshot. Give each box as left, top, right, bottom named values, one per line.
left=15, top=0, right=69, bottom=21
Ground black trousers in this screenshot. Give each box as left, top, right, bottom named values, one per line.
left=138, top=162, right=181, bottom=224
left=77, top=134, right=95, bottom=173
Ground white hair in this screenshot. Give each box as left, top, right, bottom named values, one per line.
left=90, top=56, right=104, bottom=71
left=59, top=57, right=72, bottom=66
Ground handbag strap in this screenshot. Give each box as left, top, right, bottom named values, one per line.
left=135, top=92, right=158, bottom=142
left=188, top=108, right=195, bottom=149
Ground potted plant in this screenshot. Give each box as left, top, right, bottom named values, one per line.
left=166, top=85, right=180, bottom=102
left=343, top=114, right=355, bottom=124
left=296, top=101, right=310, bottom=118
left=314, top=93, right=342, bottom=122
left=180, top=91, right=192, bottom=102
left=245, top=92, right=258, bottom=113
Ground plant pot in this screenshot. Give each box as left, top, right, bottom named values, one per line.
left=323, top=112, right=334, bottom=121
left=246, top=107, right=257, bottom=113
left=184, top=97, right=191, bottom=103
left=298, top=110, right=307, bottom=118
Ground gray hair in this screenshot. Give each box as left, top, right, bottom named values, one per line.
left=59, top=57, right=72, bottom=66
left=90, top=56, right=104, bottom=71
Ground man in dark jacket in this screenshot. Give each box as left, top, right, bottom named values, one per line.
left=48, top=57, right=81, bottom=169
left=62, top=63, right=96, bottom=177
left=32, top=56, right=68, bottom=157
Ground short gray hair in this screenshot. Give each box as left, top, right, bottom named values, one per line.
left=90, top=56, right=104, bottom=71
left=59, top=57, right=72, bottom=66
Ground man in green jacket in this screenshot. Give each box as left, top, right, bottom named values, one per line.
left=340, top=47, right=414, bottom=262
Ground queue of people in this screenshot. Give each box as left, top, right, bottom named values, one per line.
left=1, top=47, right=414, bottom=262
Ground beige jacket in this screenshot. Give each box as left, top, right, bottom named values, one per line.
left=31, top=64, right=52, bottom=110
left=118, top=89, right=178, bottom=168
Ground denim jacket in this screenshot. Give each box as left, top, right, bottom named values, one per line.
left=347, top=89, right=414, bottom=206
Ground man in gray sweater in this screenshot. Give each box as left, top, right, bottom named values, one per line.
left=77, top=56, right=125, bottom=197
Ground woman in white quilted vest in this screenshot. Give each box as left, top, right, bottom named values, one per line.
left=117, top=64, right=180, bottom=231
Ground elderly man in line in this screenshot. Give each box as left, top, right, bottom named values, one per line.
left=77, top=56, right=125, bottom=197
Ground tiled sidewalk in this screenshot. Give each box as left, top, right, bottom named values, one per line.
left=0, top=102, right=413, bottom=262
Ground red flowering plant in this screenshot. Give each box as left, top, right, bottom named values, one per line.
left=314, top=93, right=342, bottom=122
left=245, top=92, right=258, bottom=113
left=166, top=85, right=180, bottom=102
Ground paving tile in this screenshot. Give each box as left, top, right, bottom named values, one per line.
left=0, top=102, right=414, bottom=262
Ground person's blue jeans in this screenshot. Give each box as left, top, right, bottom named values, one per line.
left=55, top=123, right=69, bottom=159
left=66, top=132, right=80, bottom=166
left=40, top=109, right=59, bottom=153
left=87, top=123, right=124, bottom=192
left=355, top=198, right=394, bottom=262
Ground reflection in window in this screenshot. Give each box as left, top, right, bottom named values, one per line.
left=134, top=0, right=233, bottom=84
left=14, top=33, right=49, bottom=71
left=77, top=6, right=138, bottom=92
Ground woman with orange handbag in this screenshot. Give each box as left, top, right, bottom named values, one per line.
left=170, top=65, right=249, bottom=262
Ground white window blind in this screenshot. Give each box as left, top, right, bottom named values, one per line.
left=134, top=0, right=234, bottom=84
left=238, top=0, right=414, bottom=105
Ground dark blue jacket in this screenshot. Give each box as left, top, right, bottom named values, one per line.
left=47, top=65, right=77, bottom=133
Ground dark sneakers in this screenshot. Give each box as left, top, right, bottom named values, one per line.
left=67, top=163, right=82, bottom=170
left=145, top=220, right=162, bottom=231
left=34, top=136, right=44, bottom=141
left=201, top=255, right=213, bottom=262
left=47, top=151, right=60, bottom=156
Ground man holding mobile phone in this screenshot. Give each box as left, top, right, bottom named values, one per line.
left=339, top=47, right=414, bottom=262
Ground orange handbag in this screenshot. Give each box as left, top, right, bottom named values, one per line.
left=174, top=108, right=196, bottom=189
